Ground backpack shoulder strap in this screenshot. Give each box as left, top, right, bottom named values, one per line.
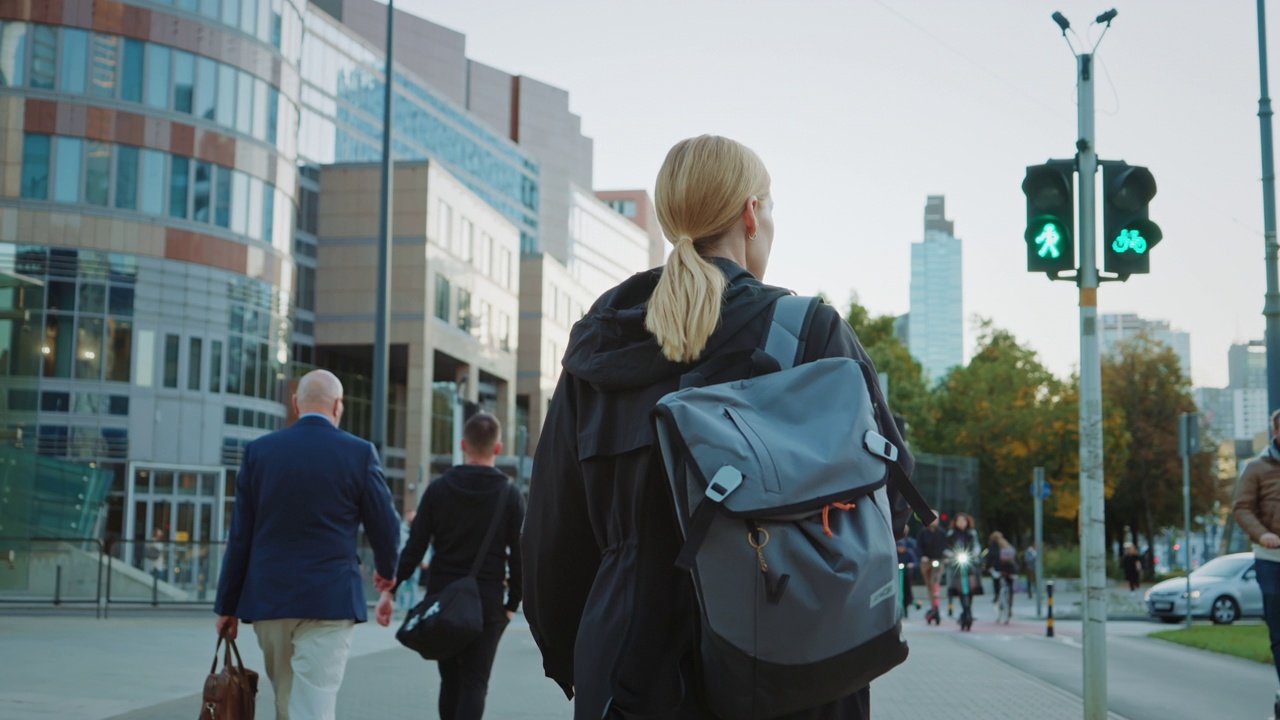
left=763, top=295, right=820, bottom=370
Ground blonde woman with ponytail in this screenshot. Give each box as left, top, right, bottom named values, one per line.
left=524, top=135, right=910, bottom=720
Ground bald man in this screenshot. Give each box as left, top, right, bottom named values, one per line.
left=215, top=370, right=401, bottom=720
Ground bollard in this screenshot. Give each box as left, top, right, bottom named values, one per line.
left=1046, top=580, right=1055, bottom=637
left=54, top=565, right=63, bottom=606
left=898, top=563, right=906, bottom=617
left=152, top=573, right=159, bottom=607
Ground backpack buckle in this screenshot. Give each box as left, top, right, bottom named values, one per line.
left=864, top=431, right=899, bottom=462
left=705, top=466, right=743, bottom=503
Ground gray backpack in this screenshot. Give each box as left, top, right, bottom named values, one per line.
left=652, top=295, right=935, bottom=720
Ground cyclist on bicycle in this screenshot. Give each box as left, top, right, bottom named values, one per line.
left=991, top=532, right=1019, bottom=620
left=945, top=512, right=983, bottom=628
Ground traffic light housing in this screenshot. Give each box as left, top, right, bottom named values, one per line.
left=1102, top=162, right=1161, bottom=275
left=1022, top=161, right=1076, bottom=275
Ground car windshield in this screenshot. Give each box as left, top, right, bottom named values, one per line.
left=1191, top=556, right=1252, bottom=579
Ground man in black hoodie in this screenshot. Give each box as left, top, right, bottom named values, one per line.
left=380, top=412, right=524, bottom=720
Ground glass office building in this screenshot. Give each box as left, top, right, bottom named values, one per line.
left=0, top=0, right=305, bottom=561
left=0, top=0, right=543, bottom=557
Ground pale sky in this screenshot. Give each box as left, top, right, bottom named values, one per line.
left=396, top=0, right=1272, bottom=388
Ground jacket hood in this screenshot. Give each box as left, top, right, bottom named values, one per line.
left=439, top=465, right=510, bottom=505
left=562, top=258, right=790, bottom=392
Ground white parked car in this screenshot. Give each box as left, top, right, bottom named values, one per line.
left=1144, top=552, right=1264, bottom=625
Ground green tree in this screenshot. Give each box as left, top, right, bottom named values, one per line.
left=927, top=321, right=1129, bottom=542
left=1102, top=335, right=1225, bottom=557
left=844, top=297, right=934, bottom=448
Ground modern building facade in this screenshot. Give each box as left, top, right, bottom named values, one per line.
left=315, top=161, right=519, bottom=505
left=908, top=195, right=963, bottom=384
left=597, top=188, right=666, bottom=270
left=1100, top=313, right=1191, bottom=380
left=0, top=0, right=305, bottom=564
left=0, top=0, right=658, bottom=562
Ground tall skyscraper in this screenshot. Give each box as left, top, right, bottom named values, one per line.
left=1100, top=313, right=1191, bottom=380
left=908, top=196, right=963, bottom=384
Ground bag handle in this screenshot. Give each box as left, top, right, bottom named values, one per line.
left=467, top=483, right=513, bottom=578
left=211, top=635, right=249, bottom=675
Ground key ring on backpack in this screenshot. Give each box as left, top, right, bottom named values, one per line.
left=748, top=527, right=770, bottom=550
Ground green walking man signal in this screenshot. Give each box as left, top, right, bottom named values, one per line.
left=1022, top=161, right=1075, bottom=275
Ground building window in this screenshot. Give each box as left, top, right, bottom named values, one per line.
left=188, top=337, right=203, bottom=391
left=170, top=156, right=190, bottom=219
left=263, top=185, right=276, bottom=244
left=44, top=315, right=73, bottom=378
left=21, top=134, right=50, bottom=199
left=140, top=149, right=166, bottom=215
left=163, top=333, right=180, bottom=388
left=236, top=69, right=253, bottom=135
left=53, top=137, right=82, bottom=204
left=195, top=56, right=216, bottom=120
left=192, top=161, right=211, bottom=222
left=436, top=200, right=453, bottom=247
left=75, top=316, right=103, bottom=379
left=461, top=218, right=474, bottom=262
left=499, top=248, right=513, bottom=290
left=89, top=33, right=119, bottom=99
left=115, top=145, right=138, bottom=210
left=29, top=25, right=55, bottom=89
left=230, top=170, right=249, bottom=234
left=216, top=64, right=236, bottom=126
left=296, top=266, right=315, bottom=312
left=210, top=340, right=223, bottom=392
left=434, top=275, right=450, bottom=322
left=106, top=319, right=131, bottom=382
left=84, top=141, right=111, bottom=206
left=145, top=44, right=171, bottom=109
left=457, top=289, right=472, bottom=333
left=121, top=39, right=144, bottom=102
left=61, top=28, right=89, bottom=93
left=215, top=165, right=232, bottom=228
left=174, top=50, right=195, bottom=114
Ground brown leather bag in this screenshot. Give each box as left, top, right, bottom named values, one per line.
left=199, top=635, right=259, bottom=720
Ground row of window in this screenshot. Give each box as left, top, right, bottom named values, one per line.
left=7, top=389, right=130, bottom=416
left=148, top=0, right=302, bottom=56
left=224, top=406, right=284, bottom=430
left=547, top=283, right=588, bottom=330
left=433, top=275, right=512, bottom=352
left=4, top=22, right=298, bottom=152
left=21, top=134, right=282, bottom=246
left=158, top=331, right=282, bottom=402
left=435, top=199, right=516, bottom=291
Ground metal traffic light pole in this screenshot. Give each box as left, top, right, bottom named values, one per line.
left=1257, top=0, right=1280, bottom=416
left=1054, top=10, right=1114, bottom=720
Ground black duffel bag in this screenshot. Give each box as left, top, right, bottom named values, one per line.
left=396, top=485, right=511, bottom=660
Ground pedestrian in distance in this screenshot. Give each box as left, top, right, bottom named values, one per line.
left=1121, top=542, right=1143, bottom=592
left=214, top=369, right=401, bottom=720
left=992, top=533, right=1018, bottom=615
left=896, top=538, right=917, bottom=616
left=984, top=530, right=1003, bottom=601
left=380, top=412, right=524, bottom=720
left=523, top=134, right=916, bottom=720
left=917, top=519, right=948, bottom=610
left=145, top=527, right=166, bottom=581
left=1231, top=408, right=1280, bottom=718
left=1023, top=543, right=1039, bottom=599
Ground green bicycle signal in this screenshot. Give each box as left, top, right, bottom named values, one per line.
left=1111, top=228, right=1148, bottom=255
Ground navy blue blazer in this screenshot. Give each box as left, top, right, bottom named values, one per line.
left=214, top=415, right=401, bottom=622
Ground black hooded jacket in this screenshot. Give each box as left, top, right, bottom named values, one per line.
left=522, top=258, right=914, bottom=719
left=396, top=464, right=524, bottom=620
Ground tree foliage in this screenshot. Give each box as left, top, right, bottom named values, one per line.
left=844, top=297, right=934, bottom=447
left=923, top=322, right=1129, bottom=543
left=1102, top=335, right=1227, bottom=552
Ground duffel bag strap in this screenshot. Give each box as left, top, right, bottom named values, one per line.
left=467, top=484, right=513, bottom=578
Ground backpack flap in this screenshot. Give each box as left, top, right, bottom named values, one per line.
left=661, top=356, right=887, bottom=517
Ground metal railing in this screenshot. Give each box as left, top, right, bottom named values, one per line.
left=0, top=536, right=391, bottom=618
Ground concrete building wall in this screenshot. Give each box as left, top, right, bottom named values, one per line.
left=596, top=189, right=666, bottom=269
left=317, top=162, right=519, bottom=508
left=1101, top=313, right=1192, bottom=380
left=515, top=76, right=594, bottom=262
left=466, top=61, right=515, bottom=141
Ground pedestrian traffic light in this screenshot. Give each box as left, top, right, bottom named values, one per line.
left=1102, top=162, right=1161, bottom=276
left=1022, top=161, right=1075, bottom=275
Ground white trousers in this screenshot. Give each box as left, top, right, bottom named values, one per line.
left=253, top=619, right=355, bottom=720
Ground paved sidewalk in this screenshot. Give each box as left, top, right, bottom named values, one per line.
left=0, top=609, right=1134, bottom=720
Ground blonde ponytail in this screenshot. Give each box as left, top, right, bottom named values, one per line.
left=646, top=237, right=726, bottom=362
left=645, top=135, right=771, bottom=363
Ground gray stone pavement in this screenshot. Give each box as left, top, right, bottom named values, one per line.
left=0, top=598, right=1269, bottom=720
